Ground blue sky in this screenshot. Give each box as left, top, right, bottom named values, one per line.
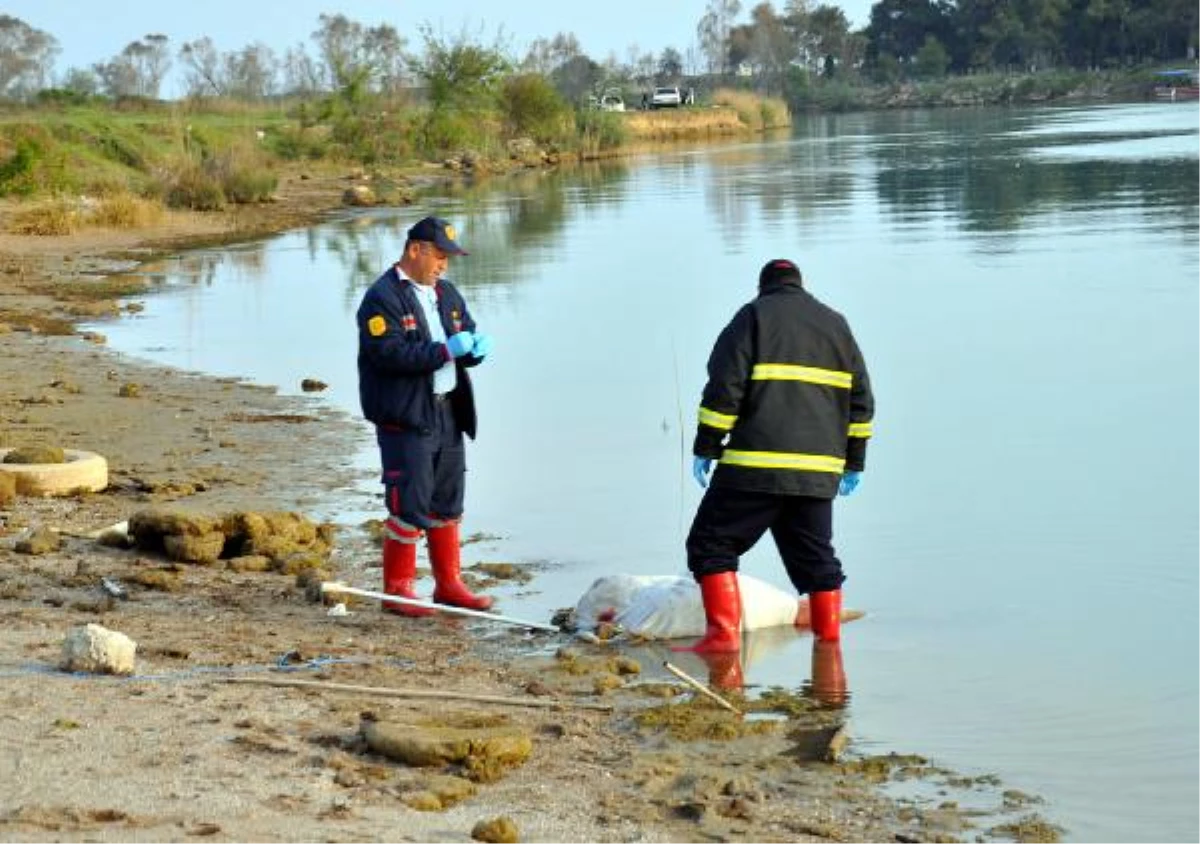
left=11, top=0, right=875, bottom=94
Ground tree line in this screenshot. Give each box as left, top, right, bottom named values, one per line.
left=0, top=0, right=1195, bottom=105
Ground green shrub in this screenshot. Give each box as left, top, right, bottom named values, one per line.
left=502, top=74, right=572, bottom=142
left=575, top=110, right=626, bottom=152
left=265, top=126, right=328, bottom=161
left=165, top=166, right=226, bottom=210
left=221, top=168, right=277, bottom=203
left=420, top=110, right=495, bottom=158
left=0, top=138, right=42, bottom=196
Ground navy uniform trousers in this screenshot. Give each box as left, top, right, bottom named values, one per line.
left=685, top=485, right=846, bottom=595
left=376, top=398, right=464, bottom=530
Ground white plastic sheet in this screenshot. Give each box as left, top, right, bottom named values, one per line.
left=572, top=573, right=805, bottom=640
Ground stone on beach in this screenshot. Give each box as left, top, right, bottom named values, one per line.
left=60, top=623, right=137, bottom=675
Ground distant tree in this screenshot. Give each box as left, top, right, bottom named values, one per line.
left=658, top=47, right=684, bottom=79
left=180, top=37, right=224, bottom=97
left=224, top=43, right=279, bottom=100
left=521, top=32, right=582, bottom=74
left=805, top=5, right=853, bottom=70
left=282, top=45, right=323, bottom=96
left=549, top=54, right=603, bottom=103
left=697, top=0, right=743, bottom=74
left=0, top=15, right=59, bottom=99
left=914, top=34, right=951, bottom=76
left=95, top=34, right=171, bottom=98
left=746, top=2, right=797, bottom=91
left=865, top=0, right=954, bottom=71
left=312, top=13, right=407, bottom=95
left=59, top=67, right=100, bottom=97
left=626, top=45, right=657, bottom=88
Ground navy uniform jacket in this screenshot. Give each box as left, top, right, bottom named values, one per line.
left=693, top=278, right=874, bottom=499
left=356, top=267, right=483, bottom=439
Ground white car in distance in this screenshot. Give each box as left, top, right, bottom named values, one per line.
left=649, top=86, right=682, bottom=108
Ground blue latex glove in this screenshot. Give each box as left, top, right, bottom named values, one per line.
left=692, top=456, right=713, bottom=489
left=445, top=331, right=475, bottom=359
left=838, top=470, right=862, bottom=497
left=472, top=333, right=493, bottom=359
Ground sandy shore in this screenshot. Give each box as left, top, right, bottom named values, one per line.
left=0, top=169, right=1058, bottom=843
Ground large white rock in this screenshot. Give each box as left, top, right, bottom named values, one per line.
left=60, top=623, right=137, bottom=675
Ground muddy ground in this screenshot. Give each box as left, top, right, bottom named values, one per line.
left=0, top=167, right=1062, bottom=843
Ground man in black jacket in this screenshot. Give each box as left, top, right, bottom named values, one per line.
left=356, top=216, right=495, bottom=615
left=677, top=258, right=874, bottom=652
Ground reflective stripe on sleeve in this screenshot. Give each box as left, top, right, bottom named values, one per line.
left=751, top=364, right=852, bottom=389
left=848, top=421, right=873, bottom=438
left=698, top=406, right=737, bottom=431
left=720, top=449, right=845, bottom=474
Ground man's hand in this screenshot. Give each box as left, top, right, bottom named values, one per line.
left=446, top=331, right=475, bottom=359
left=838, top=471, right=862, bottom=497
left=692, top=456, right=713, bottom=489
left=471, top=333, right=493, bottom=359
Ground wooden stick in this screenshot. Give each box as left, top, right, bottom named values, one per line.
left=663, top=660, right=743, bottom=716
left=220, top=675, right=613, bottom=712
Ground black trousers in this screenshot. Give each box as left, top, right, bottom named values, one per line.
left=686, top=485, right=845, bottom=595
left=376, top=399, right=465, bottom=529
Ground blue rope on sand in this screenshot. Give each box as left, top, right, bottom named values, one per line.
left=0, top=652, right=414, bottom=682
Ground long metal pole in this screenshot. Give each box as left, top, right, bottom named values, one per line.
left=320, top=581, right=562, bottom=633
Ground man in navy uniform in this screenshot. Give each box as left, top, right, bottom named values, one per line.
left=356, top=216, right=495, bottom=615
left=679, top=258, right=874, bottom=652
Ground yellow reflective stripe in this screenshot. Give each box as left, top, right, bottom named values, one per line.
left=751, top=364, right=852, bottom=389
left=720, top=449, right=845, bottom=474
left=698, top=406, right=737, bottom=431
left=848, top=421, right=873, bottom=438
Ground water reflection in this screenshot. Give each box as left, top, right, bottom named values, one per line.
left=624, top=624, right=850, bottom=706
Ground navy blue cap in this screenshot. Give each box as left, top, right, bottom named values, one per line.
left=759, top=258, right=801, bottom=287
left=407, top=216, right=468, bottom=255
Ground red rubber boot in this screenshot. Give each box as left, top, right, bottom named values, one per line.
left=382, top=520, right=434, bottom=617
left=671, top=571, right=742, bottom=653
left=428, top=521, right=494, bottom=611
left=809, top=589, right=842, bottom=641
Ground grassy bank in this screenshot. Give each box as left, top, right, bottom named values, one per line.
left=787, top=67, right=1170, bottom=112
left=0, top=87, right=790, bottom=231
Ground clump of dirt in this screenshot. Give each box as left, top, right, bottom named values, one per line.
left=990, top=814, right=1064, bottom=842
left=469, top=562, right=533, bottom=585
left=551, top=647, right=641, bottom=678
left=14, top=526, right=61, bottom=555
left=471, top=816, right=519, bottom=843
left=3, top=445, right=65, bottom=464
left=837, top=752, right=933, bottom=783
left=633, top=697, right=778, bottom=742
left=361, top=712, right=533, bottom=784
left=398, top=774, right=477, bottom=811
left=126, top=507, right=335, bottom=566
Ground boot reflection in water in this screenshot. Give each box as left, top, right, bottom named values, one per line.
left=809, top=639, right=848, bottom=707
left=695, top=650, right=745, bottom=691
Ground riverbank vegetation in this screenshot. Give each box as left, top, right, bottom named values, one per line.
left=0, top=0, right=1194, bottom=218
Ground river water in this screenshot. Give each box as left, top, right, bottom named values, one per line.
left=85, top=102, right=1198, bottom=841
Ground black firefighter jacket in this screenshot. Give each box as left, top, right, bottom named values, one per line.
left=356, top=267, right=484, bottom=439
left=694, top=278, right=874, bottom=499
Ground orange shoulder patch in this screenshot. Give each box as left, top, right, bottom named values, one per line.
left=367, top=315, right=387, bottom=337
